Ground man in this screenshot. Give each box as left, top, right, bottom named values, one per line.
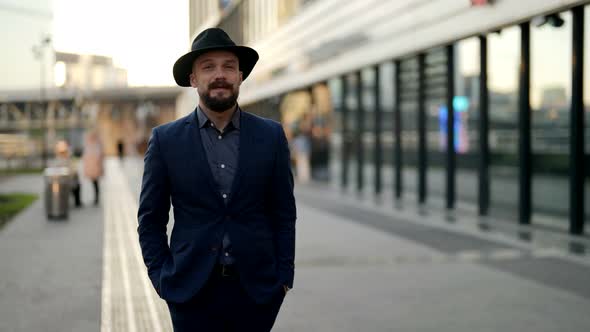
left=137, top=28, right=296, bottom=332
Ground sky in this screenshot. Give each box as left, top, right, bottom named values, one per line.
left=52, top=0, right=189, bottom=86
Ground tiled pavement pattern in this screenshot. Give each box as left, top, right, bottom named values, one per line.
left=99, top=157, right=590, bottom=332
left=101, top=159, right=171, bottom=332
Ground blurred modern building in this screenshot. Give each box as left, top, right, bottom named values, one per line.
left=0, top=49, right=180, bottom=166
left=0, top=0, right=54, bottom=90
left=186, top=0, right=589, bottom=235
left=54, top=52, right=128, bottom=91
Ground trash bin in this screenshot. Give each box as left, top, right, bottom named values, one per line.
left=44, top=167, right=71, bottom=220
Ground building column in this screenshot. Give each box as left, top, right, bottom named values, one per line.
left=356, top=71, right=365, bottom=194
left=570, top=6, right=585, bottom=235
left=394, top=60, right=403, bottom=200
left=518, top=22, right=532, bottom=225
left=418, top=53, right=427, bottom=204
left=479, top=35, right=490, bottom=216
left=446, top=44, right=456, bottom=210
left=374, top=65, right=383, bottom=195
left=341, top=75, right=349, bottom=190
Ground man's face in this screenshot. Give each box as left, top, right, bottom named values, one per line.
left=190, top=50, right=243, bottom=113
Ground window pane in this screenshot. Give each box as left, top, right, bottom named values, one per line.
left=379, top=62, right=395, bottom=190
left=531, top=11, right=571, bottom=228
left=488, top=26, right=520, bottom=220
left=425, top=47, right=447, bottom=205
left=399, top=57, right=419, bottom=199
left=327, top=78, right=343, bottom=185
left=310, top=83, right=333, bottom=182
left=345, top=73, right=359, bottom=192
left=361, top=67, right=376, bottom=194
left=455, top=37, right=480, bottom=207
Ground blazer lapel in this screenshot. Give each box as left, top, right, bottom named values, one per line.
left=228, top=111, right=255, bottom=201
left=186, top=111, right=224, bottom=203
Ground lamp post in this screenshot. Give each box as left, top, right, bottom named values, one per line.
left=32, top=34, right=52, bottom=168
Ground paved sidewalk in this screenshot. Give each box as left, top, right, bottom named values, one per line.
left=0, top=173, right=103, bottom=332
left=2, top=158, right=590, bottom=331
left=108, top=157, right=590, bottom=332
left=276, top=194, right=590, bottom=331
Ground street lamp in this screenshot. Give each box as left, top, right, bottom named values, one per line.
left=32, top=34, right=52, bottom=168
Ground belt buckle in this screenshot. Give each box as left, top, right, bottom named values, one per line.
left=221, top=264, right=230, bottom=277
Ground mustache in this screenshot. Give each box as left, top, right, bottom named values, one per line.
left=208, top=81, right=233, bottom=90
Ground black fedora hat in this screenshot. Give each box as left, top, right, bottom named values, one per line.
left=173, top=28, right=259, bottom=87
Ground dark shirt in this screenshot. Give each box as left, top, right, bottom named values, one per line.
left=196, top=106, right=240, bottom=265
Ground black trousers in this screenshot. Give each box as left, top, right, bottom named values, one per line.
left=92, top=179, right=100, bottom=204
left=166, top=270, right=285, bottom=332
left=71, top=183, right=81, bottom=207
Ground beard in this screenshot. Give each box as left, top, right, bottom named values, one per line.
left=199, top=81, right=239, bottom=113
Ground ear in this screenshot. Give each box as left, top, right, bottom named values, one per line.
left=238, top=71, right=243, bottom=86
left=189, top=73, right=198, bottom=88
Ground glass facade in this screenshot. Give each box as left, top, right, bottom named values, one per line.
left=361, top=67, right=376, bottom=195
left=230, top=4, right=590, bottom=235
left=398, top=57, right=419, bottom=200
left=327, top=78, right=343, bottom=184
left=344, top=73, right=359, bottom=193
left=487, top=26, right=520, bottom=220
left=455, top=37, right=480, bottom=207
left=378, top=62, right=395, bottom=190
left=309, top=83, right=333, bottom=182
left=531, top=11, right=572, bottom=226
left=425, top=47, right=448, bottom=206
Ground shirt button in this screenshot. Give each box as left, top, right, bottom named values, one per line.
left=225, top=252, right=229, bottom=257
left=218, top=135, right=222, bottom=140
left=220, top=164, right=225, bottom=169
left=222, top=194, right=227, bottom=199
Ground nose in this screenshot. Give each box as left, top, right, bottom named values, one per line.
left=213, top=67, right=226, bottom=80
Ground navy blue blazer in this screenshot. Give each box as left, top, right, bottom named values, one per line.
left=137, top=109, right=296, bottom=304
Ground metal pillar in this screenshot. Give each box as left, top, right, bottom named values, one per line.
left=479, top=35, right=490, bottom=216
left=356, top=71, right=365, bottom=194
left=394, top=60, right=403, bottom=199
left=374, top=65, right=383, bottom=195
left=570, top=6, right=585, bottom=235
left=446, top=44, right=456, bottom=210
left=341, top=75, right=349, bottom=189
left=518, top=22, right=532, bottom=225
left=418, top=53, right=427, bottom=204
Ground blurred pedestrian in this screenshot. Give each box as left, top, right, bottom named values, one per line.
left=137, top=28, right=296, bottom=332
left=82, top=131, right=104, bottom=206
left=51, top=140, right=81, bottom=207
left=292, top=112, right=312, bottom=183
left=116, top=139, right=124, bottom=161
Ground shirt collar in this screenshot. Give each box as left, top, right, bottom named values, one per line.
left=196, top=106, right=241, bottom=130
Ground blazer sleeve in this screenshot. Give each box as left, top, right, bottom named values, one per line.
left=270, top=123, right=297, bottom=288
left=137, top=128, right=172, bottom=294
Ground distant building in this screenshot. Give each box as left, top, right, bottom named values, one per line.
left=540, top=86, right=568, bottom=110
left=54, top=52, right=127, bottom=92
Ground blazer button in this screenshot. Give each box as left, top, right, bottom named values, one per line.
left=210, top=245, right=219, bottom=252
left=225, top=215, right=231, bottom=221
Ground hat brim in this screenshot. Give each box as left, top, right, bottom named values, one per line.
left=173, top=45, right=259, bottom=87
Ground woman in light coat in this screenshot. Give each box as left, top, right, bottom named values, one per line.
left=82, top=131, right=104, bottom=205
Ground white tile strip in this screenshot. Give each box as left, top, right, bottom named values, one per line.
left=101, top=160, right=171, bottom=332
left=488, top=249, right=524, bottom=261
